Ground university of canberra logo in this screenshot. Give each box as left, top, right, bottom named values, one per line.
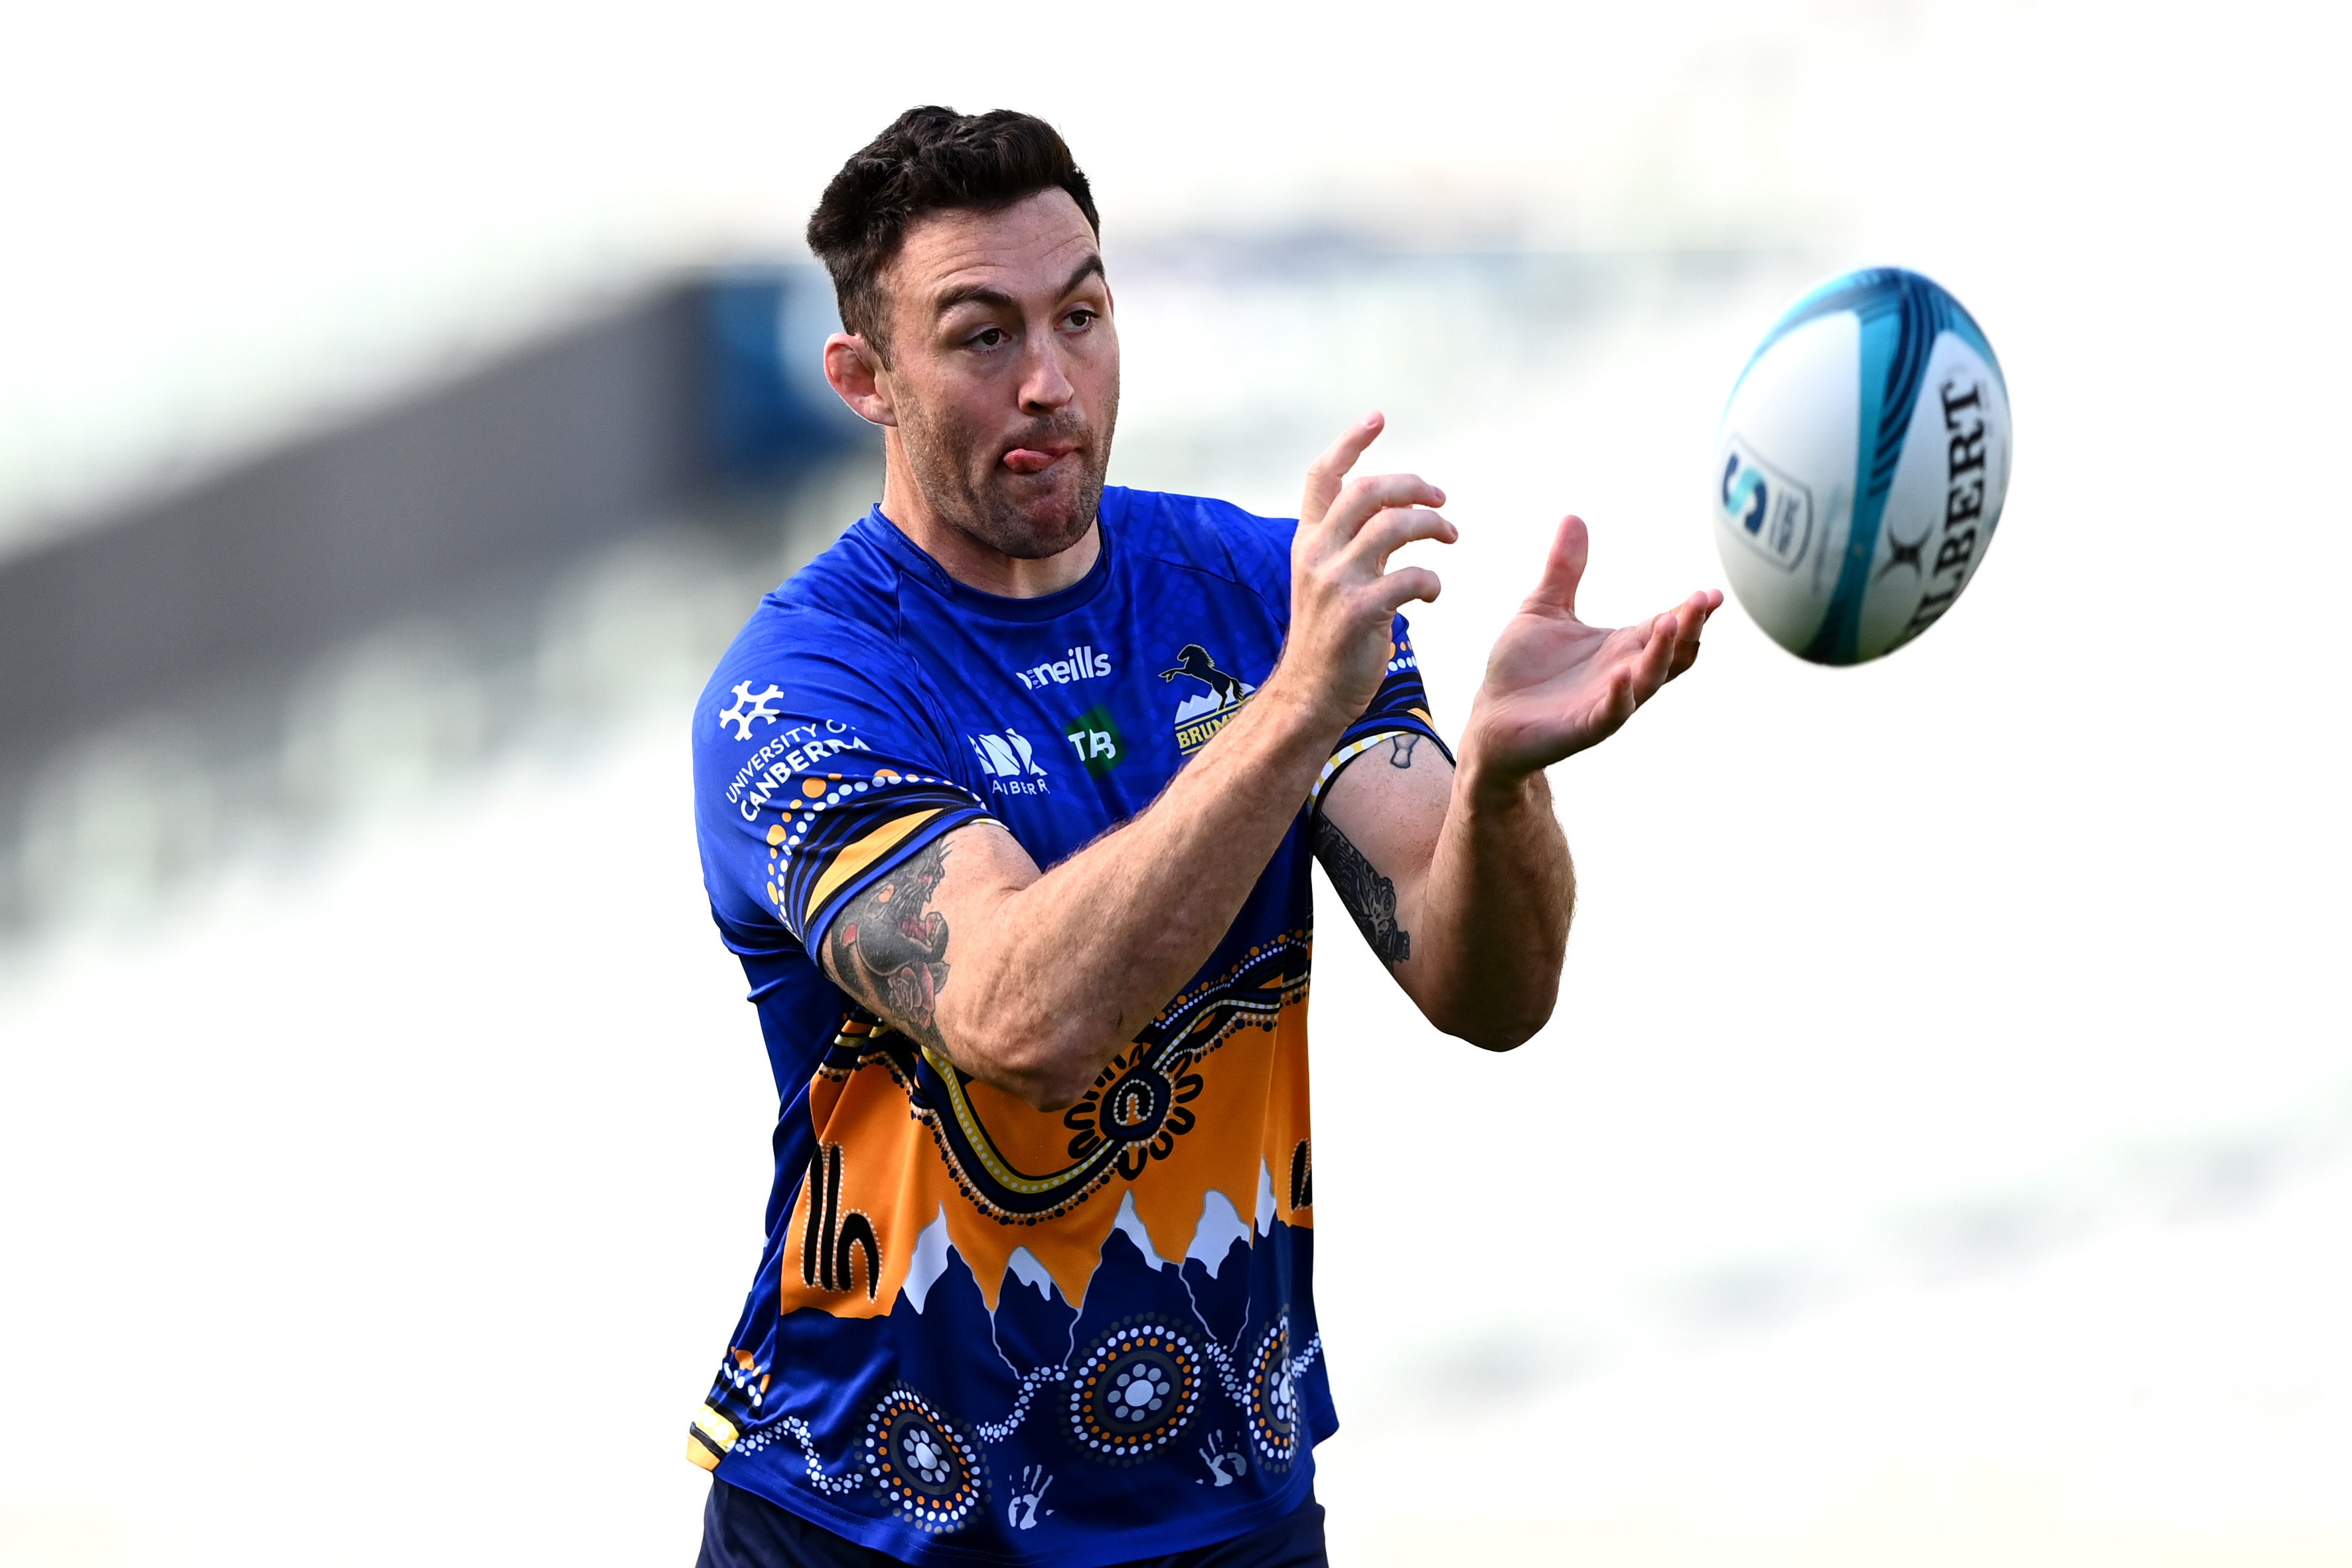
left=719, top=681, right=784, bottom=741
left=1160, top=644, right=1254, bottom=756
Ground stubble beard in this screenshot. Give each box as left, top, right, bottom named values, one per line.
left=896, top=388, right=1120, bottom=563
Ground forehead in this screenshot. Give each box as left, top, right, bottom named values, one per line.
left=886, top=189, right=1102, bottom=313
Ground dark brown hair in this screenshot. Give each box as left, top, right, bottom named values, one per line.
left=806, top=106, right=1100, bottom=358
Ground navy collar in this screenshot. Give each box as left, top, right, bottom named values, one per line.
left=856, top=492, right=1118, bottom=624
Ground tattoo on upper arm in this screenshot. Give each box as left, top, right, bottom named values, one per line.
left=823, top=839, right=952, bottom=1048
left=1386, top=733, right=1421, bottom=769
left=1312, top=814, right=1410, bottom=970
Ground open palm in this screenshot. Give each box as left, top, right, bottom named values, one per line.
left=1464, top=515, right=1722, bottom=777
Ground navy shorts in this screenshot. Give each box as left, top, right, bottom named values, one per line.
left=696, top=1478, right=1328, bottom=1568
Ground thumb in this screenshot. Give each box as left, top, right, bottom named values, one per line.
left=1528, top=514, right=1590, bottom=614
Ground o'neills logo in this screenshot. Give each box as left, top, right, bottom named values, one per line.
left=1160, top=644, right=1256, bottom=756
left=1013, top=644, right=1113, bottom=691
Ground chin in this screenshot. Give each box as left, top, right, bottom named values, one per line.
left=984, top=516, right=1094, bottom=561
left=974, top=476, right=1100, bottom=560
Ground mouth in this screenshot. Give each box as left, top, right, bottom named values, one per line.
left=1001, top=439, right=1080, bottom=477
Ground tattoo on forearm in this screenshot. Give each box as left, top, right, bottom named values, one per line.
left=1312, top=815, right=1410, bottom=970
left=1386, top=733, right=1420, bottom=769
left=824, top=839, right=952, bottom=1049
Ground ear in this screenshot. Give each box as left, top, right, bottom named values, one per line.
left=823, top=332, right=897, bottom=427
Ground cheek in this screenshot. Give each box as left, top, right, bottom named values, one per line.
left=1084, top=324, right=1120, bottom=379
left=899, top=377, right=994, bottom=459
left=1074, top=340, right=1121, bottom=412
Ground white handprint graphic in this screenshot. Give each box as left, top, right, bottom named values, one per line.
left=1197, top=1431, right=1248, bottom=1486
left=1007, top=1464, right=1054, bottom=1530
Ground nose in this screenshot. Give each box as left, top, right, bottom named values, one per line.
left=1017, top=334, right=1076, bottom=415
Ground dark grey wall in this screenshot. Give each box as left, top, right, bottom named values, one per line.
left=0, top=267, right=857, bottom=794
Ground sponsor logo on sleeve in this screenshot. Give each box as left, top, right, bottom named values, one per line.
left=1013, top=645, right=1114, bottom=691
left=726, top=720, right=871, bottom=821
left=1159, top=644, right=1255, bottom=756
left=968, top=728, right=1051, bottom=796
left=719, top=681, right=786, bottom=741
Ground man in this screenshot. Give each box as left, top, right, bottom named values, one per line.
left=686, top=107, right=1718, bottom=1567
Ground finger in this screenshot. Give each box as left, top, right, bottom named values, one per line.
left=1646, top=597, right=1699, bottom=681
left=1630, top=611, right=1680, bottom=703
left=1667, top=623, right=1702, bottom=679
left=1664, top=591, right=1720, bottom=679
left=1586, top=664, right=1637, bottom=744
left=1323, top=472, right=1447, bottom=540
left=1346, top=505, right=1458, bottom=569
left=1302, top=413, right=1386, bottom=524
left=1609, top=664, right=1639, bottom=728
left=1526, top=515, right=1590, bottom=616
left=1372, top=564, right=1443, bottom=613
left=1603, top=615, right=1673, bottom=717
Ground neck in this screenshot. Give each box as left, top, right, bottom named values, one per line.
left=878, top=441, right=1100, bottom=599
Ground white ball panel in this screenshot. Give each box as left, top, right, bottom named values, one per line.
left=1854, top=333, right=2014, bottom=660
left=1711, top=312, right=1859, bottom=656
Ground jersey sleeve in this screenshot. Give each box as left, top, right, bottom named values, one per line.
left=694, top=626, right=996, bottom=955
left=1309, top=612, right=1455, bottom=808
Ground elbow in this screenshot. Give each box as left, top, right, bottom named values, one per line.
left=956, top=1025, right=1106, bottom=1113
left=1009, top=1068, right=1096, bottom=1115
left=1447, top=1017, right=1545, bottom=1053
left=1430, top=985, right=1558, bottom=1054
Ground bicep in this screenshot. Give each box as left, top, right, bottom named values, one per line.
left=1313, top=731, right=1453, bottom=974
left=813, top=820, right=1039, bottom=1054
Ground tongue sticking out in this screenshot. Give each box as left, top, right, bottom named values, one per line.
left=1002, top=448, right=1066, bottom=476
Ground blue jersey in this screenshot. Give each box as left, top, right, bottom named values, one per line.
left=686, top=487, right=1445, bottom=1567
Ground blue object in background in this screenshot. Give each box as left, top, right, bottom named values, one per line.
left=701, top=267, right=870, bottom=486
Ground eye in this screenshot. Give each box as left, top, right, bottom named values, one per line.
left=968, top=325, right=1008, bottom=350
left=1064, top=307, right=1098, bottom=330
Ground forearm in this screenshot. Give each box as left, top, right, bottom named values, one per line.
left=943, top=677, right=1343, bottom=1106
left=840, top=423, right=1460, bottom=1101
left=1408, top=756, right=1574, bottom=1049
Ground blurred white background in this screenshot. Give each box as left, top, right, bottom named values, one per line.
left=3, top=1, right=2349, bottom=1563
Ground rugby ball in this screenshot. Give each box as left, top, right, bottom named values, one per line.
left=1712, top=267, right=2011, bottom=664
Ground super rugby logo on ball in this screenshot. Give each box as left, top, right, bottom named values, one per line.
left=1716, top=438, right=1814, bottom=572
left=1712, top=267, right=2012, bottom=665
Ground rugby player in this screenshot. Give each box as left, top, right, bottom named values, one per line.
left=686, top=106, right=1718, bottom=1568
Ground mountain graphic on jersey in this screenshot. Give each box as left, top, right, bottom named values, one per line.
left=1160, top=644, right=1256, bottom=756
left=770, top=929, right=1314, bottom=1322
left=684, top=490, right=1456, bottom=1561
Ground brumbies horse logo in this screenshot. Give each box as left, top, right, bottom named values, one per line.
left=1161, top=644, right=1256, bottom=756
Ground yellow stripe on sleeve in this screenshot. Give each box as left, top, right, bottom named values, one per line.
left=686, top=1403, right=739, bottom=1471
left=802, top=808, right=944, bottom=929
left=1312, top=731, right=1406, bottom=804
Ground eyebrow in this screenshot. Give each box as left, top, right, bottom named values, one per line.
left=930, top=253, right=1106, bottom=318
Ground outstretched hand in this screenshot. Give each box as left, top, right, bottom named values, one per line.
left=1275, top=413, right=1457, bottom=729
left=1461, top=515, right=1722, bottom=782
